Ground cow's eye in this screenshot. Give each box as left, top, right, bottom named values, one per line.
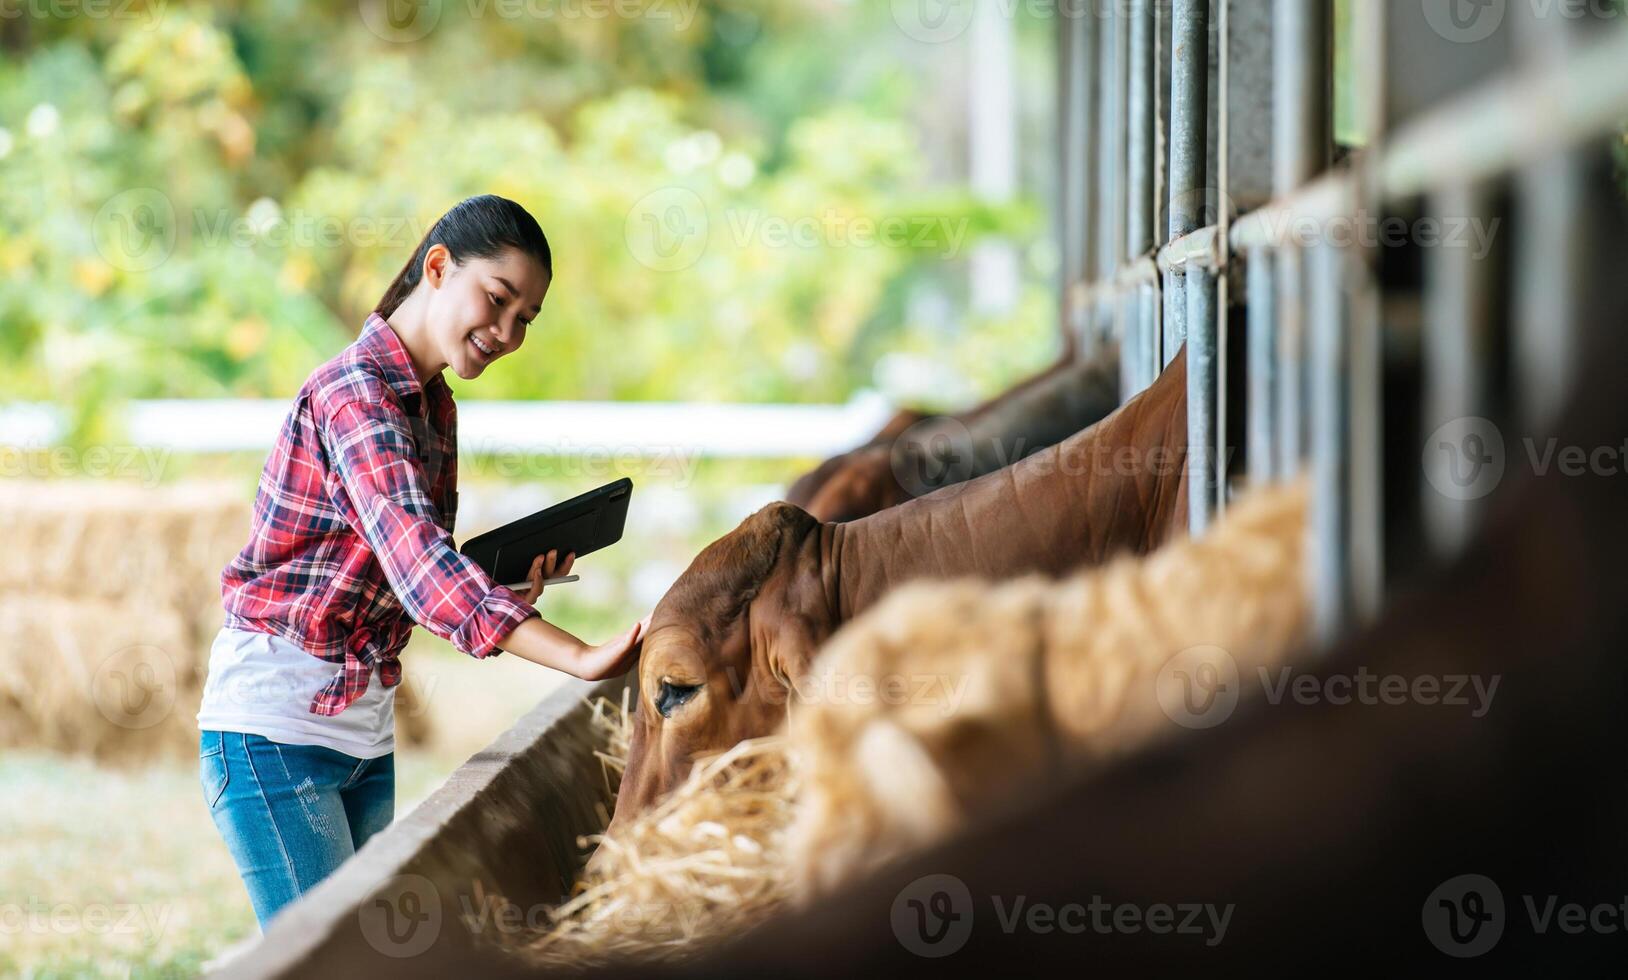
left=655, top=679, right=701, bottom=718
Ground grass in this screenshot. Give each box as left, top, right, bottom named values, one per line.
left=0, top=710, right=539, bottom=977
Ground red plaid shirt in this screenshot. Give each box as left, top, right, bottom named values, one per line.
left=222, top=312, right=538, bottom=716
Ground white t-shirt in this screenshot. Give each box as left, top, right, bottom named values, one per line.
left=195, top=626, right=396, bottom=759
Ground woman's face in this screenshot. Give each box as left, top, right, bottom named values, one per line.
left=423, top=244, right=551, bottom=381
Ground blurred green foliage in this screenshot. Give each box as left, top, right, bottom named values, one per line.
left=0, top=0, right=1059, bottom=446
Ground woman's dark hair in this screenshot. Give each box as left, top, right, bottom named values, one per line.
left=375, top=194, right=552, bottom=318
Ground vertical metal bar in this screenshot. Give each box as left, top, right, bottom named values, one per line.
left=1079, top=9, right=1101, bottom=335
left=1347, top=242, right=1383, bottom=625
left=1146, top=280, right=1159, bottom=390
left=1273, top=0, right=1330, bottom=196
left=1186, top=268, right=1218, bottom=533
left=1118, top=289, right=1140, bottom=396
left=1100, top=1, right=1126, bottom=284
left=1162, top=0, right=1204, bottom=361
left=1169, top=0, right=1211, bottom=531
left=1421, top=182, right=1494, bottom=558
left=1060, top=6, right=1094, bottom=351
left=1127, top=1, right=1155, bottom=258
left=1167, top=0, right=1210, bottom=249
left=1094, top=1, right=1124, bottom=355
left=1271, top=0, right=1330, bottom=478
left=1274, top=247, right=1304, bottom=477
left=1163, top=271, right=1187, bottom=364
left=1347, top=0, right=1385, bottom=622
left=1151, top=0, right=1171, bottom=371
left=1307, top=241, right=1348, bottom=645
left=1513, top=152, right=1582, bottom=430
left=1247, top=246, right=1278, bottom=486
left=1213, top=0, right=1232, bottom=519
left=1057, top=10, right=1074, bottom=334
left=1126, top=0, right=1156, bottom=395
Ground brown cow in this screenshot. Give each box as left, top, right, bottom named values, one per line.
left=782, top=407, right=931, bottom=512
left=607, top=347, right=1189, bottom=839
left=782, top=352, right=1090, bottom=511
left=801, top=349, right=1122, bottom=522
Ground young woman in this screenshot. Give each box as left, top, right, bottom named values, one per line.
left=196, top=194, right=644, bottom=930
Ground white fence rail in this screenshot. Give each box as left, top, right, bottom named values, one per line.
left=0, top=396, right=900, bottom=458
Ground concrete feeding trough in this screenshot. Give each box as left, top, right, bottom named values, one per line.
left=213, top=675, right=631, bottom=977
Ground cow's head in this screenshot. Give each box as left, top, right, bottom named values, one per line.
left=607, top=501, right=828, bottom=838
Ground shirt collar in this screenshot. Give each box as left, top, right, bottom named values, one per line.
left=360, top=312, right=452, bottom=402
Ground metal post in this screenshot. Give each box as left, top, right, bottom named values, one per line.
left=1152, top=0, right=1171, bottom=370
left=1307, top=240, right=1347, bottom=645
left=1422, top=182, right=1495, bottom=557
left=1080, top=6, right=1107, bottom=343
left=1059, top=9, right=1083, bottom=311
left=1186, top=268, right=1218, bottom=532
left=1091, top=1, right=1124, bottom=356
left=1271, top=0, right=1330, bottom=478
left=1246, top=246, right=1277, bottom=486
left=1347, top=0, right=1385, bottom=623
left=1167, top=0, right=1211, bottom=258
left=1095, top=3, right=1120, bottom=275
left=1274, top=0, right=1330, bottom=192
left=1071, top=8, right=1100, bottom=347
left=1347, top=244, right=1383, bottom=625
left=1273, top=247, right=1304, bottom=478
left=1169, top=0, right=1211, bottom=531
left=1125, top=0, right=1156, bottom=396
left=1513, top=152, right=1582, bottom=430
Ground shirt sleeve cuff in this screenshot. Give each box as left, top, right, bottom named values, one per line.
left=451, top=586, right=539, bottom=659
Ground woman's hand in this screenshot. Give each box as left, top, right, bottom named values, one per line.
left=517, top=549, right=574, bottom=604
left=573, top=615, right=647, bottom=681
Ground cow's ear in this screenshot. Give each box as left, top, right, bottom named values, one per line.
left=767, top=610, right=823, bottom=695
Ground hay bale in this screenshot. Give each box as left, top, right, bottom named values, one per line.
left=787, top=479, right=1311, bottom=895
left=0, top=480, right=248, bottom=616
left=0, top=480, right=248, bottom=759
left=0, top=593, right=202, bottom=760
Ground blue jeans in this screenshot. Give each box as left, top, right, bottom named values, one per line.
left=199, top=730, right=394, bottom=929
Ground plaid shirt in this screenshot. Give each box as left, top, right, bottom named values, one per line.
left=221, top=312, right=537, bottom=716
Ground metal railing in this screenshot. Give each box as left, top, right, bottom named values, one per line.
left=1057, top=0, right=1628, bottom=643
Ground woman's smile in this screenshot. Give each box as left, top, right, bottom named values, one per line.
left=468, top=331, right=498, bottom=361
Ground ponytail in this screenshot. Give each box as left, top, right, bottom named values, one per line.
left=375, top=194, right=552, bottom=318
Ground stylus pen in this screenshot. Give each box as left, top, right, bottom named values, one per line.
left=500, top=574, right=579, bottom=591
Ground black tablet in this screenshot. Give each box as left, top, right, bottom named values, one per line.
left=459, top=478, right=633, bottom=586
